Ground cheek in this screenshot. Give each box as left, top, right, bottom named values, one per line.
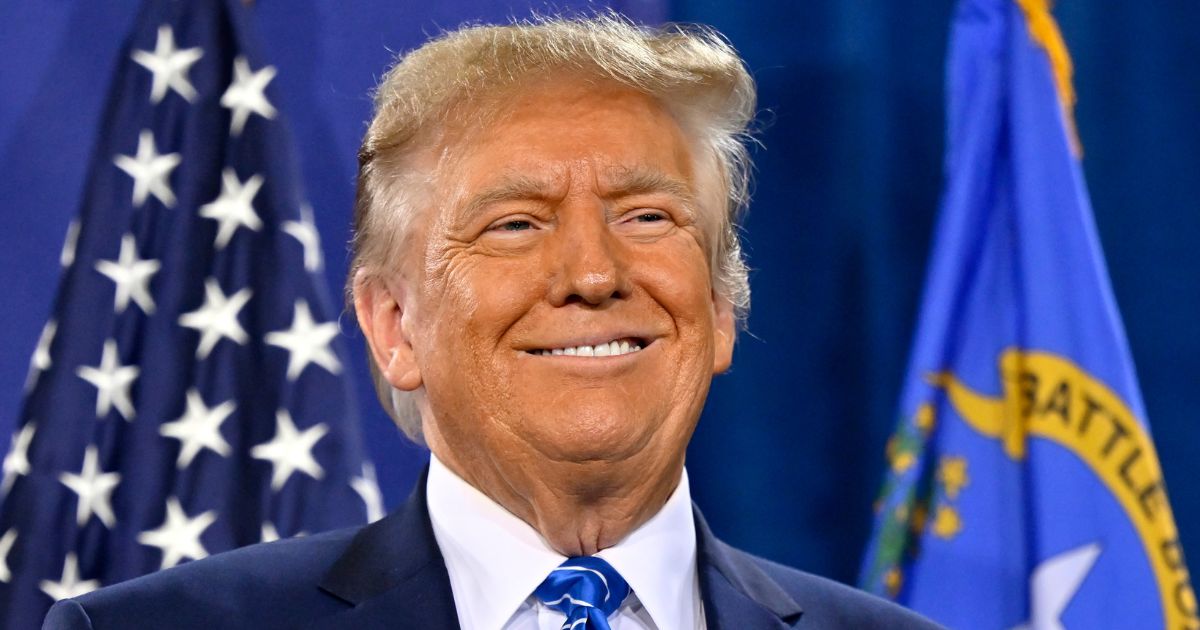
left=422, top=251, right=543, bottom=369
left=638, top=238, right=717, bottom=335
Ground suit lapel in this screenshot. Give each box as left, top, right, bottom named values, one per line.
left=695, top=507, right=804, bottom=630
left=312, top=470, right=460, bottom=629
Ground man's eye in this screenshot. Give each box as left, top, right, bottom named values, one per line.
left=494, top=220, right=532, bottom=231
left=633, top=212, right=666, bottom=223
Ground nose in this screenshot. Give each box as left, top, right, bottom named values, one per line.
left=546, top=201, right=631, bottom=307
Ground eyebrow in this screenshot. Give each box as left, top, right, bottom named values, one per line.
left=457, top=166, right=698, bottom=222
left=458, top=173, right=560, bottom=222
left=601, top=167, right=698, bottom=212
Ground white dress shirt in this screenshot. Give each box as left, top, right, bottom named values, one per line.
left=426, top=454, right=706, bottom=630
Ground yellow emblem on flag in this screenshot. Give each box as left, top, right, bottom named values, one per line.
left=932, top=349, right=1196, bottom=629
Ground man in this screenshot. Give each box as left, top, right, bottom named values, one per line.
left=45, top=15, right=940, bottom=630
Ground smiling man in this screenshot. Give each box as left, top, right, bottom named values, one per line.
left=45, top=15, right=939, bottom=630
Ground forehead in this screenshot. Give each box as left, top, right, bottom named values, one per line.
left=436, top=77, right=702, bottom=200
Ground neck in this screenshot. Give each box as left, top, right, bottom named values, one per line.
left=429, top=443, right=683, bottom=556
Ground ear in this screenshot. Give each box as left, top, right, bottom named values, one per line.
left=354, top=269, right=422, bottom=391
left=711, top=292, right=736, bottom=374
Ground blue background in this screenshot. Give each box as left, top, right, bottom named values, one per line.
left=1, top=0, right=1197, bottom=587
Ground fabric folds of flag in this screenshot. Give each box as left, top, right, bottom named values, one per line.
left=0, top=1, right=381, bottom=627
left=860, top=0, right=1196, bottom=628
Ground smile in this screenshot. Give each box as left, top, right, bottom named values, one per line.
left=526, top=338, right=645, bottom=357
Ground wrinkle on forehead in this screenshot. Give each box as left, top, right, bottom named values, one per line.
left=451, top=162, right=701, bottom=227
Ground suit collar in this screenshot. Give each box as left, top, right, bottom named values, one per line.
left=694, top=506, right=804, bottom=629
left=315, top=469, right=460, bottom=629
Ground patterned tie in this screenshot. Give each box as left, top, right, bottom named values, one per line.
left=534, top=556, right=631, bottom=630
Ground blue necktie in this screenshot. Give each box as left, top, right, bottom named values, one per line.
left=534, top=556, right=631, bottom=630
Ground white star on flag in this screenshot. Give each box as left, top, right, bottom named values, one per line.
left=1013, top=543, right=1103, bottom=630
left=265, top=300, right=342, bottom=381
left=76, top=339, right=140, bottom=421
left=137, top=497, right=217, bottom=570
left=351, top=462, right=385, bottom=523
left=0, top=528, right=15, bottom=583
left=199, top=168, right=264, bottom=249
left=58, top=445, right=121, bottom=528
left=178, top=277, right=253, bottom=360
left=24, top=319, right=56, bottom=392
left=95, top=233, right=161, bottom=314
left=159, top=389, right=234, bottom=469
left=113, top=130, right=181, bottom=208
left=221, top=55, right=277, bottom=136
left=251, top=410, right=328, bottom=491
left=60, top=219, right=80, bottom=268
left=39, top=553, right=99, bottom=602
left=131, top=24, right=204, bottom=104
left=283, top=203, right=323, bottom=272
left=1, top=422, right=35, bottom=495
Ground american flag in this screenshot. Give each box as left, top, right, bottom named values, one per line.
left=0, top=1, right=381, bottom=626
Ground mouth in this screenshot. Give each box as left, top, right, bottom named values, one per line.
left=523, top=337, right=647, bottom=358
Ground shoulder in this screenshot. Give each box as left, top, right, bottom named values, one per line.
left=736, top=549, right=943, bottom=630
left=693, top=506, right=942, bottom=630
left=44, top=527, right=361, bottom=630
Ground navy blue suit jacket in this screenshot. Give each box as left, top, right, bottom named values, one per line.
left=44, top=475, right=940, bottom=629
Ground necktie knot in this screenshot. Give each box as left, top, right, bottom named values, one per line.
left=534, top=556, right=630, bottom=629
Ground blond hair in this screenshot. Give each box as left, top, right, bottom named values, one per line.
left=349, top=13, right=757, bottom=442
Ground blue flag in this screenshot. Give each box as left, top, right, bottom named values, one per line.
left=0, top=1, right=380, bottom=626
left=860, top=0, right=1196, bottom=628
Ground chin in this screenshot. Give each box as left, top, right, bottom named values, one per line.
left=517, top=402, right=659, bottom=465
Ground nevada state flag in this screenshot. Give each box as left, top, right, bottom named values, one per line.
left=860, top=0, right=1196, bottom=628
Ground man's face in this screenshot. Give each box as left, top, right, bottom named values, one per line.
left=376, top=78, right=735, bottom=477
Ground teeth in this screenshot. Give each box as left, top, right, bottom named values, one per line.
left=532, top=339, right=645, bottom=357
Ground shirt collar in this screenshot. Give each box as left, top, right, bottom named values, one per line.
left=595, top=467, right=700, bottom=630
left=425, top=454, right=699, bottom=630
